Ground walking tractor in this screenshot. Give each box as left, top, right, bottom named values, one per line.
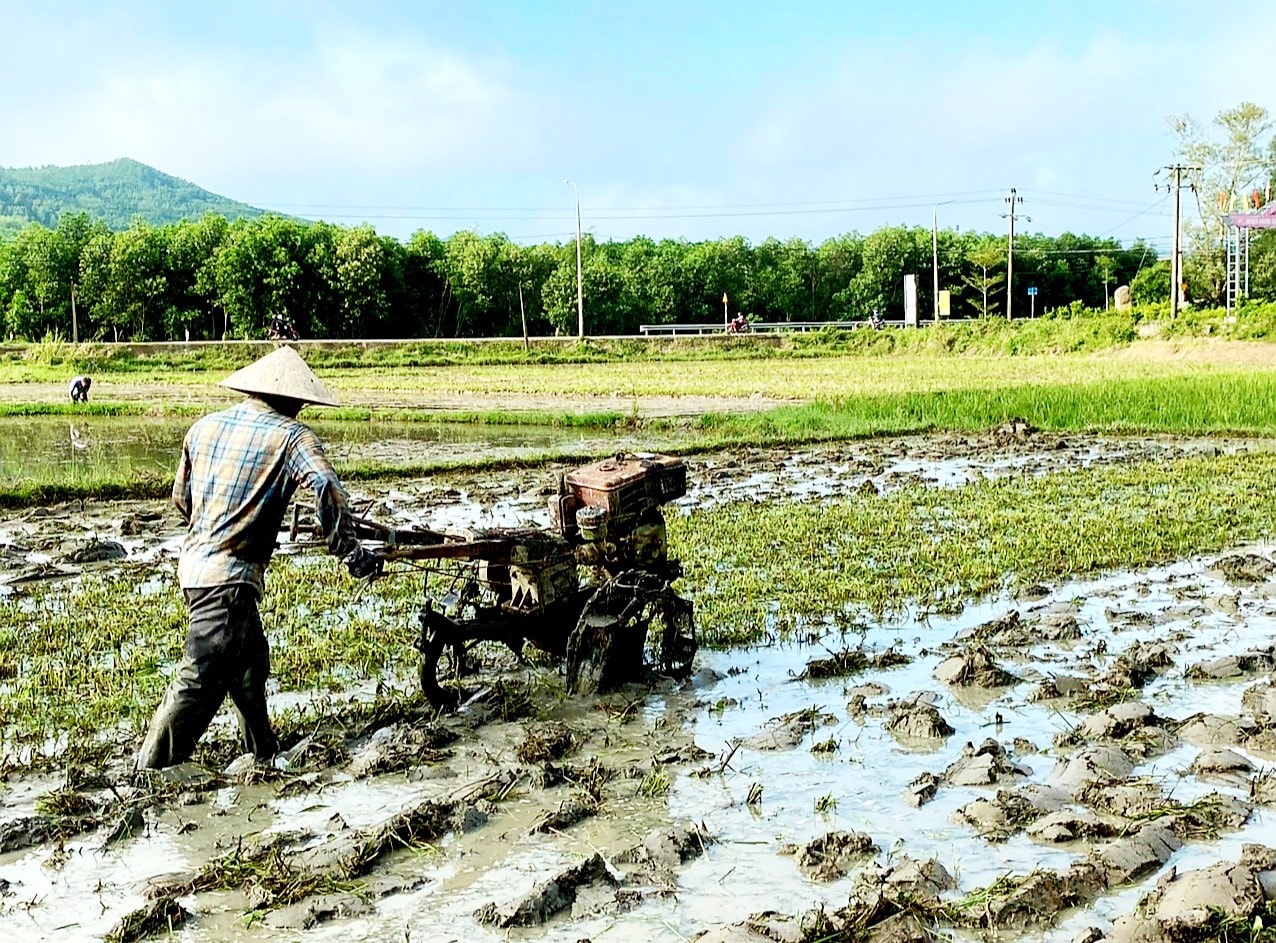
left=351, top=453, right=697, bottom=710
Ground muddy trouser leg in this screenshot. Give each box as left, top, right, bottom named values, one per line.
left=136, top=584, right=276, bottom=769
left=225, top=597, right=278, bottom=760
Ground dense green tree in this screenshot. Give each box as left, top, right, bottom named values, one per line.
left=0, top=212, right=1178, bottom=341
left=1130, top=260, right=1171, bottom=304
left=167, top=214, right=229, bottom=339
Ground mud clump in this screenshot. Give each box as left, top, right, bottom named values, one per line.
left=1186, top=647, right=1276, bottom=680
left=963, top=609, right=1081, bottom=648
left=516, top=722, right=577, bottom=764
left=1214, top=553, right=1276, bottom=584
left=263, top=893, right=372, bottom=930
left=530, top=796, right=597, bottom=834
left=745, top=708, right=838, bottom=751
left=1026, top=807, right=1121, bottom=844
left=943, top=739, right=1030, bottom=787
left=885, top=698, right=955, bottom=743
left=902, top=772, right=940, bottom=808
left=956, top=784, right=1067, bottom=840
left=800, top=646, right=911, bottom=680
left=990, top=418, right=1037, bottom=446
left=1191, top=747, right=1254, bottom=779
left=0, top=807, right=101, bottom=854
left=346, top=723, right=454, bottom=779
left=934, top=645, right=1020, bottom=688
left=615, top=823, right=713, bottom=885
left=1103, top=844, right=1276, bottom=943
left=1047, top=745, right=1135, bottom=796
left=693, top=855, right=954, bottom=943
left=1059, top=701, right=1172, bottom=758
left=1102, top=641, right=1176, bottom=690
left=60, top=538, right=128, bottom=564
left=105, top=896, right=189, bottom=943
left=781, top=829, right=878, bottom=882
left=475, top=853, right=612, bottom=928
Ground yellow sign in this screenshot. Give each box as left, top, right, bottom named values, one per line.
left=938, top=290, right=951, bottom=318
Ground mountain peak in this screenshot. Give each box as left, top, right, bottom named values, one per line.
left=0, top=159, right=267, bottom=234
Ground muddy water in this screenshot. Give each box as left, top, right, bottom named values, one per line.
left=0, top=416, right=695, bottom=487
left=6, top=553, right=1276, bottom=941
left=7, top=433, right=1276, bottom=942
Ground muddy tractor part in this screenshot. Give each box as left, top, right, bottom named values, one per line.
left=368, top=454, right=697, bottom=710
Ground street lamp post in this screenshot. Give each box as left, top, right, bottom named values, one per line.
left=564, top=180, right=584, bottom=339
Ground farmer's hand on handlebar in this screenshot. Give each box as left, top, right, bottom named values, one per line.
left=343, top=546, right=383, bottom=580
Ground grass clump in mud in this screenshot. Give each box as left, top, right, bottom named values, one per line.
left=671, top=451, right=1276, bottom=646
left=104, top=897, right=189, bottom=943
left=799, top=646, right=911, bottom=680
left=515, top=722, right=577, bottom=764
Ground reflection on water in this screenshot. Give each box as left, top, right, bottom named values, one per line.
left=0, top=416, right=684, bottom=485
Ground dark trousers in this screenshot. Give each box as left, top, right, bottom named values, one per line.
left=137, top=583, right=279, bottom=770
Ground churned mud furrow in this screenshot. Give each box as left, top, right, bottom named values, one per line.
left=7, top=430, right=1276, bottom=941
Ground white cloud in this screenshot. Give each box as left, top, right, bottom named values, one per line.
left=1, top=19, right=547, bottom=199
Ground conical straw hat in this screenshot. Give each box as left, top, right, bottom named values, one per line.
left=218, top=346, right=339, bottom=407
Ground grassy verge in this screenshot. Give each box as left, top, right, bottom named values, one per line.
left=4, top=450, right=1276, bottom=767
left=2, top=302, right=1275, bottom=381
left=673, top=450, right=1276, bottom=646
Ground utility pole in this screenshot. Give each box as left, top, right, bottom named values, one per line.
left=565, top=180, right=584, bottom=338
left=932, top=207, right=940, bottom=322
left=1002, top=188, right=1023, bottom=320
left=1157, top=164, right=1197, bottom=319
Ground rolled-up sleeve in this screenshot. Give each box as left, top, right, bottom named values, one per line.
left=172, top=439, right=193, bottom=525
left=284, top=427, right=358, bottom=559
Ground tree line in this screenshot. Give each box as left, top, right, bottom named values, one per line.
left=0, top=211, right=1176, bottom=342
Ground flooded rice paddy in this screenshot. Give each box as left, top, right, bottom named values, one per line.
left=4, top=429, right=1276, bottom=943
left=0, top=416, right=700, bottom=488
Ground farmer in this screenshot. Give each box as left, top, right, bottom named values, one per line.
left=68, top=375, right=92, bottom=402
left=136, top=346, right=381, bottom=770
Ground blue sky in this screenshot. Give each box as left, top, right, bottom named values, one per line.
left=2, top=0, right=1271, bottom=251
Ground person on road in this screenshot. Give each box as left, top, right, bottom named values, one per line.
left=137, top=346, right=381, bottom=770
left=69, top=375, right=92, bottom=402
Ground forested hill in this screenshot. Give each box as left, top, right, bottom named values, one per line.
left=0, top=158, right=265, bottom=233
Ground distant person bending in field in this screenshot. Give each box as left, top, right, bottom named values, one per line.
left=69, top=375, right=92, bottom=403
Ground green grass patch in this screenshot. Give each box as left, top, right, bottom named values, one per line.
left=3, top=302, right=1275, bottom=381
left=671, top=450, right=1276, bottom=646
left=700, top=371, right=1276, bottom=441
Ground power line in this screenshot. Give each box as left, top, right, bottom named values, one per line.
left=256, top=188, right=1007, bottom=214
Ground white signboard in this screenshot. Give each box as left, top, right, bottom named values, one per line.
left=904, top=274, right=918, bottom=327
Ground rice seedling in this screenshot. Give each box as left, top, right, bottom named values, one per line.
left=672, top=451, right=1276, bottom=646
left=638, top=769, right=671, bottom=798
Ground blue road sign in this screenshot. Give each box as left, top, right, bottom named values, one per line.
left=1027, top=286, right=1038, bottom=296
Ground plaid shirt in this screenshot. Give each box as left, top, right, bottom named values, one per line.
left=174, top=399, right=358, bottom=591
